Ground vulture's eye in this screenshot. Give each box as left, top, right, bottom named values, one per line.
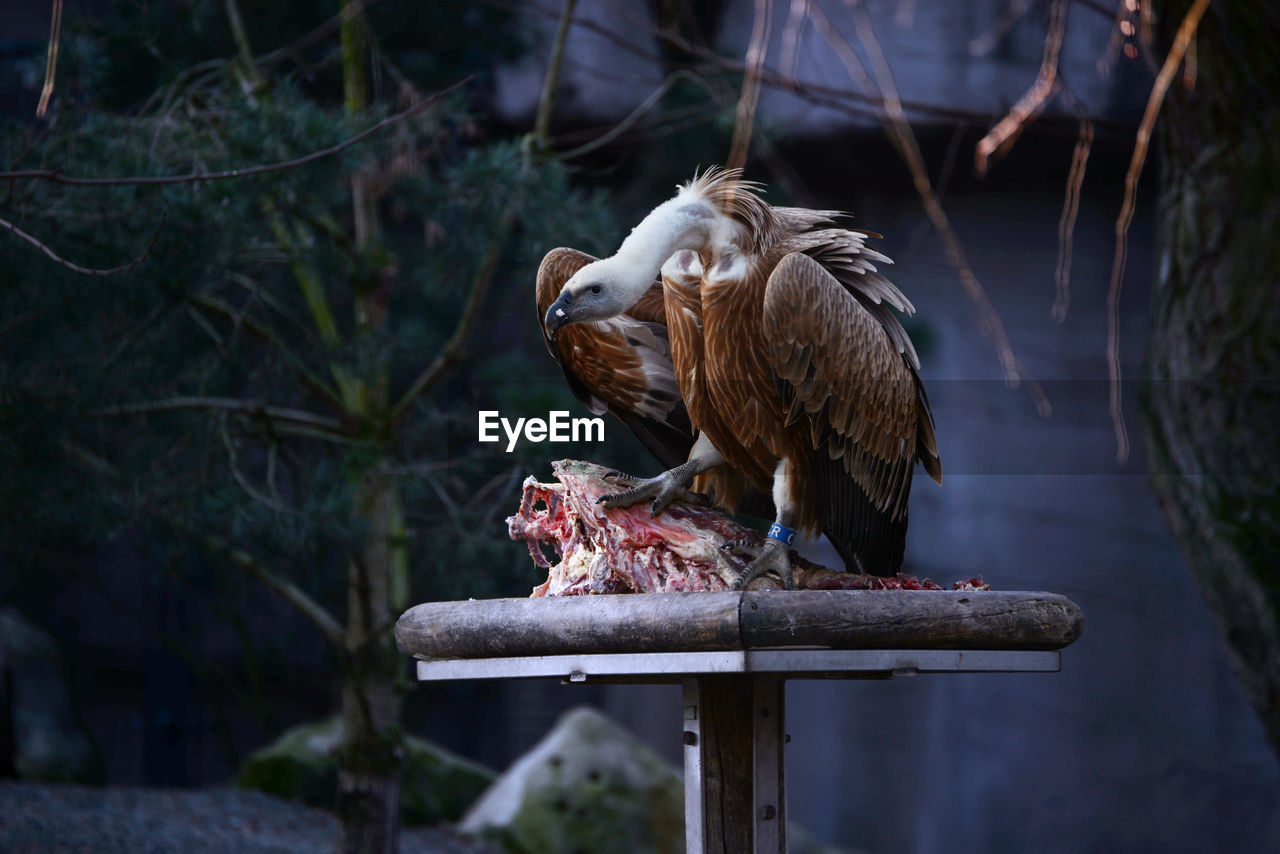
left=590, top=285, right=602, bottom=295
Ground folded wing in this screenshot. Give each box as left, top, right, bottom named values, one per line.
left=536, top=247, right=693, bottom=470
left=763, top=251, right=942, bottom=573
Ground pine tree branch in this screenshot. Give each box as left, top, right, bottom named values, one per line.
left=390, top=200, right=519, bottom=425
left=219, top=415, right=307, bottom=518
left=183, top=292, right=346, bottom=410
left=203, top=533, right=345, bottom=645
left=139, top=3, right=358, bottom=116
left=340, top=0, right=372, bottom=116
left=224, top=0, right=265, bottom=93
left=0, top=213, right=164, bottom=276
left=96, top=396, right=346, bottom=434
left=1, top=76, right=473, bottom=188
left=265, top=210, right=344, bottom=348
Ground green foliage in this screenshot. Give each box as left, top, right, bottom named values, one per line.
left=0, top=10, right=618, bottom=629
left=67, top=0, right=527, bottom=111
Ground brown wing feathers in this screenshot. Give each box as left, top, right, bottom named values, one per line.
left=764, top=251, right=939, bottom=572
left=535, top=247, right=693, bottom=470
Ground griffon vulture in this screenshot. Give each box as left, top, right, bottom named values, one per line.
left=541, top=167, right=941, bottom=588
left=535, top=247, right=759, bottom=509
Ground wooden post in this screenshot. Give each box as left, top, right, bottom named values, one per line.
left=396, top=590, right=1086, bottom=854
left=698, top=675, right=755, bottom=852
left=753, top=677, right=786, bottom=853
left=683, top=675, right=787, bottom=854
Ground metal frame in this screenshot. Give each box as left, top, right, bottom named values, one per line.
left=682, top=679, right=705, bottom=854
left=415, top=648, right=1059, bottom=854
left=415, top=648, right=1060, bottom=682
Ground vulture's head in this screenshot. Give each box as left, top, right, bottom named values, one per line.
left=543, top=257, right=640, bottom=335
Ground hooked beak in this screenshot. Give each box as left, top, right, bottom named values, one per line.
left=544, top=291, right=575, bottom=335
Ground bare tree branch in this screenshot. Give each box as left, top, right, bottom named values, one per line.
left=727, top=0, right=773, bottom=171
left=0, top=213, right=165, bottom=276
left=969, top=0, right=1033, bottom=57
left=2, top=76, right=473, bottom=187
left=975, top=0, right=1069, bottom=175
left=1107, top=0, right=1213, bottom=464
left=532, top=0, right=579, bottom=152
left=1053, top=113, right=1093, bottom=322
left=816, top=0, right=1047, bottom=414
left=1095, top=0, right=1159, bottom=76
left=898, top=120, right=967, bottom=268
left=1182, top=31, right=1198, bottom=90
left=779, top=0, right=811, bottom=80
left=486, top=0, right=1134, bottom=131
left=36, top=0, right=63, bottom=117
left=553, top=70, right=714, bottom=160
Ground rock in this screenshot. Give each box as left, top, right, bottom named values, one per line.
left=460, top=705, right=867, bottom=854
left=401, top=733, right=500, bottom=827
left=0, top=608, right=97, bottom=783
left=460, top=706, right=684, bottom=854
left=236, top=715, right=496, bottom=825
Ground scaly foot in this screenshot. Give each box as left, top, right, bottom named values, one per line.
left=730, top=538, right=795, bottom=590
left=598, top=469, right=710, bottom=516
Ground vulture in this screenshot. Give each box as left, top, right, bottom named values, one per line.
left=535, top=247, right=760, bottom=511
left=535, top=248, right=691, bottom=472
left=540, top=167, right=941, bottom=588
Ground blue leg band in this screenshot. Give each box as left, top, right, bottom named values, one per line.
left=766, top=523, right=797, bottom=546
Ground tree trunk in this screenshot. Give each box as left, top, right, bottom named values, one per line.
left=1143, top=2, right=1280, bottom=754
left=338, top=467, right=406, bottom=854
left=336, top=3, right=408, bottom=853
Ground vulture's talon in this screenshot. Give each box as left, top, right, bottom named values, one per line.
left=719, top=538, right=757, bottom=555
left=599, top=472, right=700, bottom=515
left=732, top=538, right=794, bottom=590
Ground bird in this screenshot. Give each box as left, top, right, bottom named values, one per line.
left=535, top=246, right=762, bottom=510
left=535, top=246, right=691, bottom=471
left=541, top=167, right=941, bottom=588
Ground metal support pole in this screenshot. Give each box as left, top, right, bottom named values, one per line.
left=683, top=678, right=705, bottom=854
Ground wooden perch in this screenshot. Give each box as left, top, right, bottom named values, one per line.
left=397, top=589, right=1084, bottom=660
left=396, top=460, right=1084, bottom=660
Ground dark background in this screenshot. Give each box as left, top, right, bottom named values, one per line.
left=2, top=2, right=1277, bottom=853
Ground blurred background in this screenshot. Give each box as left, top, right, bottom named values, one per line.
left=1, top=2, right=1277, bottom=853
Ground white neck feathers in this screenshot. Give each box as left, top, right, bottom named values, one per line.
left=614, top=195, right=717, bottom=271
